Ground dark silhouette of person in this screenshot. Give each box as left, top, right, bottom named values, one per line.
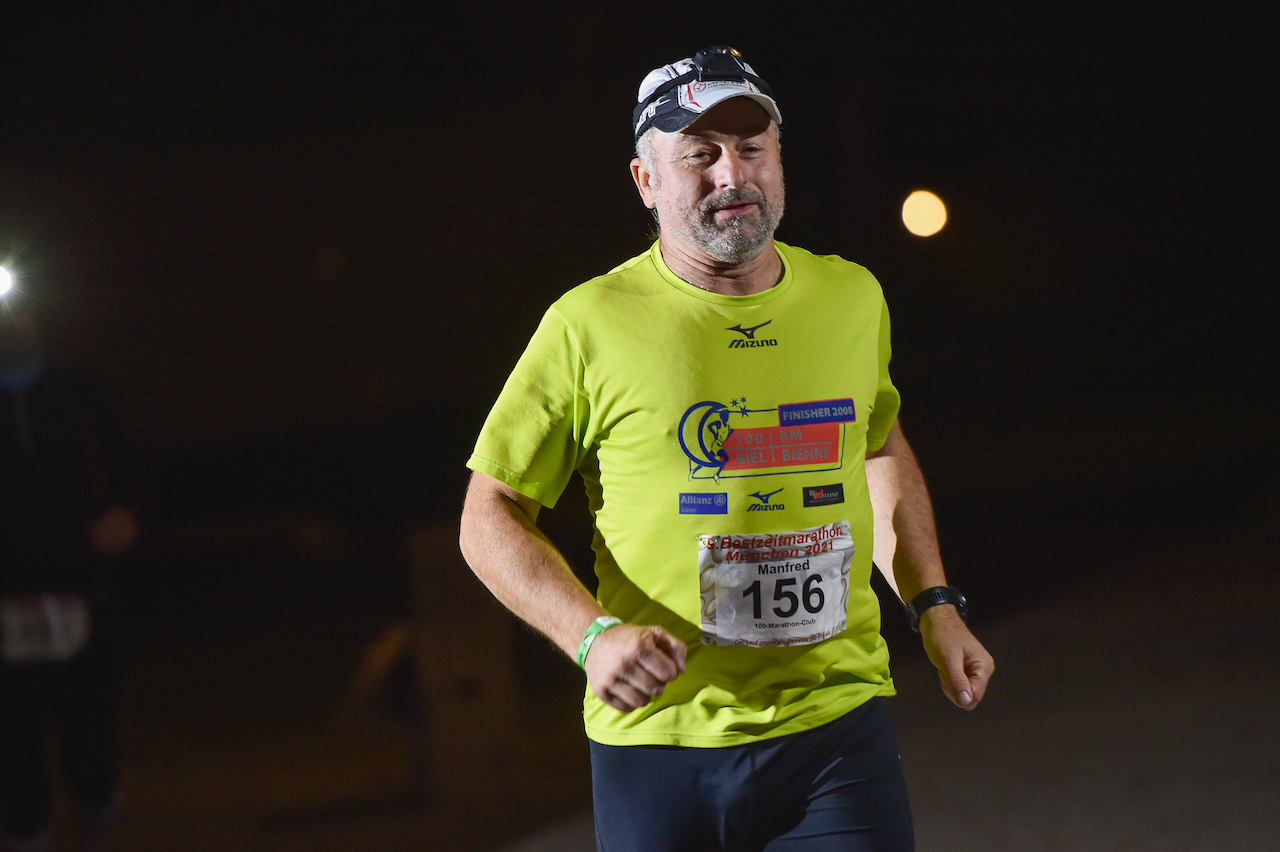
left=1, top=284, right=139, bottom=852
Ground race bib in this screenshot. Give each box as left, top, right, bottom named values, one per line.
left=0, top=595, right=92, bottom=663
left=698, top=521, right=854, bottom=647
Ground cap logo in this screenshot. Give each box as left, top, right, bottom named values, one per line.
left=677, top=79, right=757, bottom=112
left=634, top=96, right=671, bottom=133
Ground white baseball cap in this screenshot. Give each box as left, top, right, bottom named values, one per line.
left=633, top=46, right=782, bottom=141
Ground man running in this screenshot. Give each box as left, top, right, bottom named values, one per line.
left=460, top=46, right=993, bottom=851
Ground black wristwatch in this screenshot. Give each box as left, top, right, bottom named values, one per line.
left=904, top=586, right=968, bottom=633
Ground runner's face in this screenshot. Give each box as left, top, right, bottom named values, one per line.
left=639, top=99, right=785, bottom=264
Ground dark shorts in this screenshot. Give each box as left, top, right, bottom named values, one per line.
left=590, top=697, right=914, bottom=852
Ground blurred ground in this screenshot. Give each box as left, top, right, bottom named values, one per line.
left=36, top=491, right=1277, bottom=852
left=96, top=516, right=594, bottom=852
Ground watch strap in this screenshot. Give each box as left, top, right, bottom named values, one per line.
left=905, top=586, right=968, bottom=633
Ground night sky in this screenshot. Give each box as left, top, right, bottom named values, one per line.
left=3, top=7, right=1274, bottom=542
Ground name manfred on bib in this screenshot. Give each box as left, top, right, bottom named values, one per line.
left=698, top=521, right=854, bottom=647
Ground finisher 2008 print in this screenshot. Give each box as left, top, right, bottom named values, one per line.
left=678, top=396, right=858, bottom=481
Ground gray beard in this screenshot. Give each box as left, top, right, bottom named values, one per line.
left=671, top=183, right=786, bottom=264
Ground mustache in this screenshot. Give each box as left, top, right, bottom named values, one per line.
left=699, top=188, right=767, bottom=217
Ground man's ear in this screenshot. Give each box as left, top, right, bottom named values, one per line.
left=631, top=157, right=658, bottom=209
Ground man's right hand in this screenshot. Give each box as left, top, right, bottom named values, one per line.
left=584, top=624, right=687, bottom=712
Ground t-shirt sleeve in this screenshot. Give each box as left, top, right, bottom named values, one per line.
left=466, top=307, right=589, bottom=508
left=865, top=296, right=901, bottom=453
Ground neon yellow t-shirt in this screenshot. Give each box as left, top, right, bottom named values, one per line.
left=468, top=240, right=901, bottom=747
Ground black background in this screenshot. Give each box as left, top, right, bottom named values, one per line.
left=3, top=6, right=1277, bottom=848
left=3, top=3, right=1275, bottom=663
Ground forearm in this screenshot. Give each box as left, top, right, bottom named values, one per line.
left=867, top=422, right=993, bottom=707
left=867, top=462, right=901, bottom=600
left=866, top=421, right=948, bottom=602
left=459, top=472, right=606, bottom=659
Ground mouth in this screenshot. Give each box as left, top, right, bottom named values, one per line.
left=713, top=201, right=759, bottom=219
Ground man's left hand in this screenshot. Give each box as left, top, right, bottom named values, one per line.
left=919, top=605, right=993, bottom=710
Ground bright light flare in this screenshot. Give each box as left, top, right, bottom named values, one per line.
left=0, top=266, right=12, bottom=296
left=902, top=190, right=947, bottom=237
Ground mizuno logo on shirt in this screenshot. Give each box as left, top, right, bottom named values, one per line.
left=748, top=488, right=785, bottom=511
left=727, top=321, right=772, bottom=339
left=726, top=320, right=778, bottom=349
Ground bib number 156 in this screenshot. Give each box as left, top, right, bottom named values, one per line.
left=698, top=521, right=854, bottom=647
left=742, top=574, right=825, bottom=619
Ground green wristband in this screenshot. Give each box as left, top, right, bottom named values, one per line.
left=577, top=616, right=623, bottom=669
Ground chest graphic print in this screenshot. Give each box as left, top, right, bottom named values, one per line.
left=678, top=397, right=857, bottom=480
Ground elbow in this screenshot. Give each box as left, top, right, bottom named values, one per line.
left=458, top=472, right=539, bottom=575
left=457, top=475, right=511, bottom=572
left=458, top=503, right=481, bottom=569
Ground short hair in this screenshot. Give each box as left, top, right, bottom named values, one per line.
left=635, top=127, right=659, bottom=174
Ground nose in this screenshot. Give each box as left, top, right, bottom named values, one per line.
left=710, top=149, right=749, bottom=189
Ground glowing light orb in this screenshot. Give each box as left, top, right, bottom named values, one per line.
left=0, top=267, right=12, bottom=296
left=902, top=190, right=947, bottom=237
